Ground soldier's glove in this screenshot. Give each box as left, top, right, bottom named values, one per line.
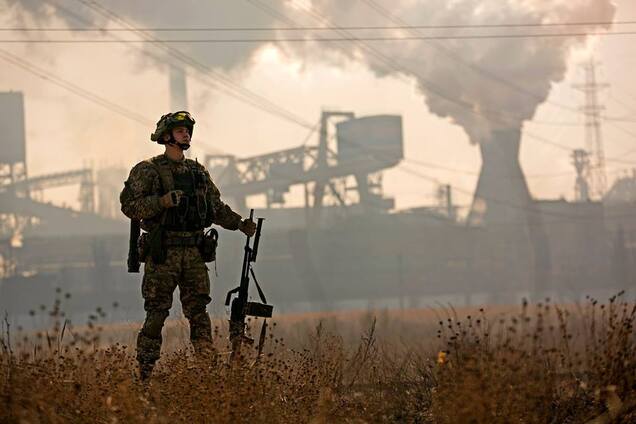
left=160, top=190, right=185, bottom=208
left=238, top=218, right=257, bottom=237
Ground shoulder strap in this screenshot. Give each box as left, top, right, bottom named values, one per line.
left=147, top=155, right=174, bottom=193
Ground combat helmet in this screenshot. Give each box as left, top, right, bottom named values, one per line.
left=150, top=111, right=196, bottom=143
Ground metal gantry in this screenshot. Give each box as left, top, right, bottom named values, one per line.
left=204, top=111, right=403, bottom=219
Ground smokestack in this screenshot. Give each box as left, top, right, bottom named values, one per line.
left=468, top=128, right=551, bottom=294
left=169, top=65, right=191, bottom=157
left=468, top=128, right=529, bottom=226
left=169, top=65, right=188, bottom=112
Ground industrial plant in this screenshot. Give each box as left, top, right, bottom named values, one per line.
left=1, top=59, right=634, bottom=323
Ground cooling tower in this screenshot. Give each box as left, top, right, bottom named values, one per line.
left=468, top=128, right=551, bottom=293
left=468, top=128, right=530, bottom=225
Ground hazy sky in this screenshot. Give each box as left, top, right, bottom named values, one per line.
left=1, top=0, right=635, bottom=212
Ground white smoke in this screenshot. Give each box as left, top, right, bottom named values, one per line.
left=4, top=0, right=282, bottom=74
left=284, top=0, right=616, bottom=144
left=6, top=0, right=616, bottom=144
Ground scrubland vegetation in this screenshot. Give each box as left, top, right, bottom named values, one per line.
left=1, top=293, right=635, bottom=423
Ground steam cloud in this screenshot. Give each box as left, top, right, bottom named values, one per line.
left=287, top=0, right=616, bottom=144
left=6, top=0, right=616, bottom=144
left=4, top=0, right=282, bottom=74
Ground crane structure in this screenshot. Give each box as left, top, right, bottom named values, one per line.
left=204, top=111, right=404, bottom=221
left=1, top=168, right=96, bottom=213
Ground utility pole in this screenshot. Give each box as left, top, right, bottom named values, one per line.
left=573, top=59, right=608, bottom=199
left=571, top=149, right=591, bottom=202
left=437, top=184, right=456, bottom=221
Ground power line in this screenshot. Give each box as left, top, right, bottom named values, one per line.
left=22, top=0, right=633, bottom=189
left=2, top=31, right=634, bottom=43
left=360, top=0, right=604, bottom=116
left=247, top=0, right=528, bottom=127
left=4, top=1, right=623, bottom=219
left=0, top=49, right=154, bottom=126
left=19, top=2, right=636, bottom=129
left=240, top=0, right=636, bottom=219
left=300, top=0, right=636, bottom=166
left=392, top=161, right=636, bottom=223
left=245, top=0, right=634, bottom=156
left=358, top=0, right=636, bottom=151
left=2, top=20, right=634, bottom=31
left=609, top=90, right=636, bottom=117
left=68, top=0, right=320, bottom=134
left=403, top=157, right=633, bottom=180
left=4, top=0, right=323, bottom=162
left=5, top=44, right=628, bottom=220
left=528, top=116, right=636, bottom=126
left=261, top=0, right=636, bottom=169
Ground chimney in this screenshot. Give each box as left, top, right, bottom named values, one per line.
left=169, top=65, right=188, bottom=112
left=169, top=65, right=190, bottom=157
left=468, top=128, right=551, bottom=294
left=468, top=128, right=530, bottom=225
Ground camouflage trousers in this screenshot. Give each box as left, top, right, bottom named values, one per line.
left=137, top=245, right=213, bottom=368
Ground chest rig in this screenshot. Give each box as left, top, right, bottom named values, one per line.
left=148, top=155, right=209, bottom=232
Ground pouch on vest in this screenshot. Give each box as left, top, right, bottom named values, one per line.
left=148, top=225, right=167, bottom=264
left=199, top=228, right=218, bottom=262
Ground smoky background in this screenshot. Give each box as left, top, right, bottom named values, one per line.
left=0, top=0, right=635, bottom=330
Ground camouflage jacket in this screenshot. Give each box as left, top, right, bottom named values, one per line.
left=120, top=154, right=242, bottom=232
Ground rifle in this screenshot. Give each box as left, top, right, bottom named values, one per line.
left=225, top=209, right=273, bottom=359
left=127, top=219, right=141, bottom=273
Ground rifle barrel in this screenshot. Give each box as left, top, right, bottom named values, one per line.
left=251, top=218, right=265, bottom=262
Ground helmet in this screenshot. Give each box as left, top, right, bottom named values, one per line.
left=150, top=111, right=196, bottom=143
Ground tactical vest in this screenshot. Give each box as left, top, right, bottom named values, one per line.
left=148, top=155, right=211, bottom=232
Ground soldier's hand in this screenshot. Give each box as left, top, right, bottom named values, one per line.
left=238, top=218, right=257, bottom=237
left=160, top=190, right=184, bottom=208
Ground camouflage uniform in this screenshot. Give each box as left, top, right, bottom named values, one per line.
left=120, top=153, right=242, bottom=372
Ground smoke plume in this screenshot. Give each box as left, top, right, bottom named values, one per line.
left=4, top=0, right=282, bottom=74
left=6, top=0, right=616, bottom=144
left=282, top=0, right=616, bottom=144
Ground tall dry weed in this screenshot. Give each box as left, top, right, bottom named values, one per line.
left=1, top=292, right=635, bottom=423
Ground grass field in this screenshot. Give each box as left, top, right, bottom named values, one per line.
left=1, top=294, right=635, bottom=423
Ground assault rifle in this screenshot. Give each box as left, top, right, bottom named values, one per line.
left=225, top=209, right=273, bottom=358
left=127, top=219, right=141, bottom=273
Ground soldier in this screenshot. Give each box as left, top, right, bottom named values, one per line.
left=120, top=111, right=256, bottom=380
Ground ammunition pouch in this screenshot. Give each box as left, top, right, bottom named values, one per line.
left=199, top=228, right=218, bottom=263
left=148, top=225, right=166, bottom=265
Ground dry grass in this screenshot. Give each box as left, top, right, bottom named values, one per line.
left=1, top=293, right=635, bottom=423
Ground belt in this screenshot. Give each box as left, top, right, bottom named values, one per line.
left=164, top=231, right=203, bottom=247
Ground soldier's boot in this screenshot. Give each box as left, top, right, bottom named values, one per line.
left=188, top=308, right=216, bottom=363
left=136, top=310, right=168, bottom=382
left=139, top=363, right=154, bottom=381
left=136, top=331, right=162, bottom=381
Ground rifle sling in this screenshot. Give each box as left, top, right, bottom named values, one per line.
left=249, top=267, right=268, bottom=304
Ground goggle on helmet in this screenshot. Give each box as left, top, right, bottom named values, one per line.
left=150, top=111, right=196, bottom=143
